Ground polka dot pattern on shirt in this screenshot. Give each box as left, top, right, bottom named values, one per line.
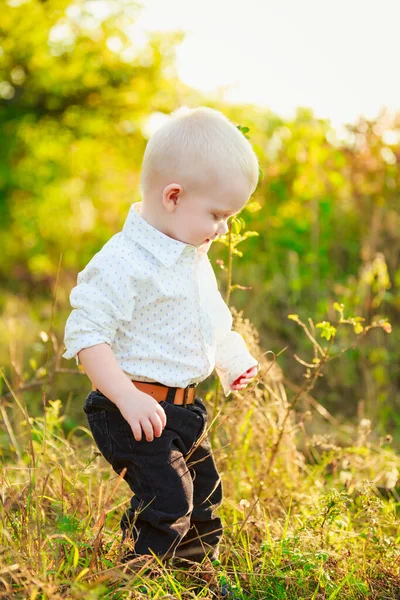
left=62, top=201, right=258, bottom=397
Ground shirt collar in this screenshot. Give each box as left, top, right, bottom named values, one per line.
left=122, top=201, right=196, bottom=267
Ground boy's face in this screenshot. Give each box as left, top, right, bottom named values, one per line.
left=163, top=174, right=251, bottom=250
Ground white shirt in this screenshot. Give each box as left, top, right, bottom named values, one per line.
left=62, top=201, right=258, bottom=397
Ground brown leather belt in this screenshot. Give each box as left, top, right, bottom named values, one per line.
left=132, top=381, right=197, bottom=406
left=90, top=380, right=197, bottom=406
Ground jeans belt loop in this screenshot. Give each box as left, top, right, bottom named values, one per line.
left=184, top=383, right=196, bottom=408
left=166, top=386, right=177, bottom=404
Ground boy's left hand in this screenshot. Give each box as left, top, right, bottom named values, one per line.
left=230, top=365, right=258, bottom=391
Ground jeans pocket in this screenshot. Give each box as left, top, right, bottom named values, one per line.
left=106, top=408, right=139, bottom=454
left=84, top=389, right=117, bottom=413
left=86, top=408, right=113, bottom=464
left=187, top=397, right=208, bottom=425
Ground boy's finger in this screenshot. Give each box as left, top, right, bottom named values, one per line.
left=151, top=413, right=164, bottom=438
left=141, top=418, right=154, bottom=442
left=156, top=405, right=167, bottom=428
left=131, top=421, right=143, bottom=442
left=232, top=383, right=246, bottom=390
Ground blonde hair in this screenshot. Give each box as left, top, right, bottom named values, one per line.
left=139, top=106, right=259, bottom=199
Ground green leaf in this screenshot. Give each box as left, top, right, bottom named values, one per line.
left=236, top=125, right=250, bottom=139
left=232, top=219, right=241, bottom=234
left=245, top=200, right=262, bottom=213
left=243, top=231, right=259, bottom=238
left=316, top=321, right=337, bottom=340
left=333, top=302, right=344, bottom=312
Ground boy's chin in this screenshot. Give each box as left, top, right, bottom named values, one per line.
left=198, top=238, right=212, bottom=249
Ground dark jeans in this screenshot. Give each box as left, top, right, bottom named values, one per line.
left=83, top=388, right=223, bottom=563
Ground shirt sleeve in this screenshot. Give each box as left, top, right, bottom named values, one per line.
left=203, top=256, right=259, bottom=397
left=62, top=252, right=137, bottom=366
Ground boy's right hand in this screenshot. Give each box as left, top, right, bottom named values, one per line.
left=115, top=390, right=167, bottom=442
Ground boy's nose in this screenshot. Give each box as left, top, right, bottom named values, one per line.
left=218, top=221, right=229, bottom=236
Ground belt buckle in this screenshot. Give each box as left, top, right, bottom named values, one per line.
left=183, top=383, right=196, bottom=408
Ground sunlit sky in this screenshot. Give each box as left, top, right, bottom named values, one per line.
left=133, top=0, right=399, bottom=129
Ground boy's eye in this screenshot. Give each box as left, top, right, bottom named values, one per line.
left=212, top=213, right=234, bottom=222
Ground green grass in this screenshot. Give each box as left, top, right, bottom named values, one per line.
left=0, top=248, right=398, bottom=598
left=1, top=385, right=399, bottom=599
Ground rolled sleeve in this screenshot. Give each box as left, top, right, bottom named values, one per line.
left=62, top=253, right=136, bottom=365
left=213, top=292, right=259, bottom=396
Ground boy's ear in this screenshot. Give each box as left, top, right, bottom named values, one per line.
left=163, top=183, right=183, bottom=212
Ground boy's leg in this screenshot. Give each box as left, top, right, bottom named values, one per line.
left=83, top=390, right=207, bottom=561
left=116, top=441, right=193, bottom=560
left=174, top=399, right=223, bottom=563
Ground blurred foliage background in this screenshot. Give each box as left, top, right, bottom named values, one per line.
left=0, top=0, right=399, bottom=438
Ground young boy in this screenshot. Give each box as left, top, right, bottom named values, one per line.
left=62, top=106, right=259, bottom=569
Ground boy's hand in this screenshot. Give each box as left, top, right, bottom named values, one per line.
left=230, top=365, right=258, bottom=391
left=116, top=390, right=167, bottom=442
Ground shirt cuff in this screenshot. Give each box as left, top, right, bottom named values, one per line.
left=215, top=352, right=258, bottom=397
left=62, top=337, right=112, bottom=366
